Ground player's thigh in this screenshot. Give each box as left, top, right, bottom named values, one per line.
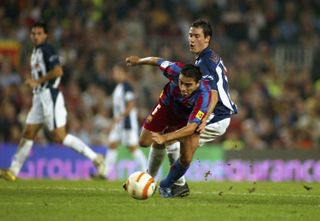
left=41, top=89, right=67, bottom=132
left=51, top=126, right=67, bottom=143
left=143, top=103, right=169, bottom=133
left=26, top=94, right=45, bottom=125
left=199, top=118, right=231, bottom=146
left=139, top=127, right=154, bottom=147
left=22, top=124, right=43, bottom=140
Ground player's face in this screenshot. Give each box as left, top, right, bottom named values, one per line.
left=188, top=27, right=210, bottom=55
left=112, top=66, right=126, bottom=82
left=179, top=75, right=200, bottom=98
left=30, top=27, right=47, bottom=46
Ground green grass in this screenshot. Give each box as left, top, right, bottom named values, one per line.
left=0, top=180, right=319, bottom=221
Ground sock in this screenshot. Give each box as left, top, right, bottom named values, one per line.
left=104, top=149, right=118, bottom=176
left=147, top=145, right=166, bottom=177
left=160, top=159, right=189, bottom=188
left=132, top=149, right=147, bottom=172
left=63, top=134, right=97, bottom=160
left=10, top=138, right=33, bottom=176
left=166, top=142, right=186, bottom=186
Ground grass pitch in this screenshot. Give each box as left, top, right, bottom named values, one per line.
left=0, top=180, right=319, bottom=221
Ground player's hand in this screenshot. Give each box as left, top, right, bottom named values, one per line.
left=126, top=56, right=140, bottom=66
left=196, top=120, right=206, bottom=133
left=25, top=79, right=39, bottom=88
left=111, top=116, right=123, bottom=127
left=151, top=132, right=166, bottom=144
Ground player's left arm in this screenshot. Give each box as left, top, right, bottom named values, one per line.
left=196, top=90, right=218, bottom=133
left=126, top=56, right=162, bottom=66
left=153, top=88, right=210, bottom=144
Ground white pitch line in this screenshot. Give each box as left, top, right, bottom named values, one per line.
left=1, top=186, right=319, bottom=198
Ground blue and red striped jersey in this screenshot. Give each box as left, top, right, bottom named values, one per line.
left=156, top=59, right=211, bottom=125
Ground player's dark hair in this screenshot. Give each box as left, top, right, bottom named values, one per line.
left=180, top=64, right=202, bottom=82
left=191, top=19, right=212, bottom=39
left=31, top=21, right=48, bottom=34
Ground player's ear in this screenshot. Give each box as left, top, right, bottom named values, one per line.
left=204, top=36, right=210, bottom=44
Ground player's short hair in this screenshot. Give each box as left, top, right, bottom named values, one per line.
left=191, top=19, right=212, bottom=38
left=180, top=64, right=202, bottom=82
left=31, top=21, right=48, bottom=34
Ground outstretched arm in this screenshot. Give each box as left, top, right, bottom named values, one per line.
left=126, top=56, right=162, bottom=66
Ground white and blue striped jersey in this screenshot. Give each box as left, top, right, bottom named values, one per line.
left=30, top=42, right=61, bottom=93
left=195, top=48, right=238, bottom=124
left=112, top=82, right=138, bottom=130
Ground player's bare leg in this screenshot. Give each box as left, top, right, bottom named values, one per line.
left=0, top=124, right=42, bottom=181
left=52, top=126, right=105, bottom=177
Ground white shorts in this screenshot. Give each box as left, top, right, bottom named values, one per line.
left=199, top=118, right=231, bottom=146
left=108, top=123, right=139, bottom=147
left=26, top=88, right=67, bottom=131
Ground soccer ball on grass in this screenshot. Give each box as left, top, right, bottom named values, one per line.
left=124, top=171, right=156, bottom=200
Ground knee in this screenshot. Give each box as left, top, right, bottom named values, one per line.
left=22, top=130, right=36, bottom=140
left=139, top=138, right=151, bottom=147
left=51, top=133, right=64, bottom=143
left=179, top=157, right=191, bottom=168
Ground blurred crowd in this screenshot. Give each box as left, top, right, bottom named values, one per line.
left=0, top=0, right=320, bottom=150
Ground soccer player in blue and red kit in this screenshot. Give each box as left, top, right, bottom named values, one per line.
left=126, top=56, right=211, bottom=197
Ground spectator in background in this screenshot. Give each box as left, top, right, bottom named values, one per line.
left=0, top=58, right=21, bottom=87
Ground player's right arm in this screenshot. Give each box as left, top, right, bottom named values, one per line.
left=126, top=56, right=162, bottom=66
left=126, top=56, right=183, bottom=82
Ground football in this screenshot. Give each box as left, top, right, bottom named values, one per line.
left=124, top=171, right=156, bottom=200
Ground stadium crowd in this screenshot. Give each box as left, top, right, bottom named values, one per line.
left=0, top=0, right=320, bottom=150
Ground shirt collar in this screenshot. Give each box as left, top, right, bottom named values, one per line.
left=195, top=47, right=212, bottom=60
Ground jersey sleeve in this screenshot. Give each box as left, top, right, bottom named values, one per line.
left=188, top=84, right=211, bottom=125
left=42, top=44, right=60, bottom=71
left=157, top=59, right=184, bottom=83
left=198, top=58, right=218, bottom=91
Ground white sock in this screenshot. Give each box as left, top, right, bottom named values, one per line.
left=104, top=149, right=118, bottom=176
left=10, top=138, right=33, bottom=176
left=63, top=134, right=97, bottom=160
left=166, top=142, right=186, bottom=186
left=147, top=145, right=166, bottom=177
left=132, top=149, right=147, bottom=172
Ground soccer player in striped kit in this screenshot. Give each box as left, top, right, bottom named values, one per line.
left=126, top=56, right=211, bottom=197
left=103, top=63, right=147, bottom=179
left=147, top=19, right=238, bottom=197
left=0, top=21, right=105, bottom=181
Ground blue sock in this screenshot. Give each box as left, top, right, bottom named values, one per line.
left=160, top=159, right=189, bottom=188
